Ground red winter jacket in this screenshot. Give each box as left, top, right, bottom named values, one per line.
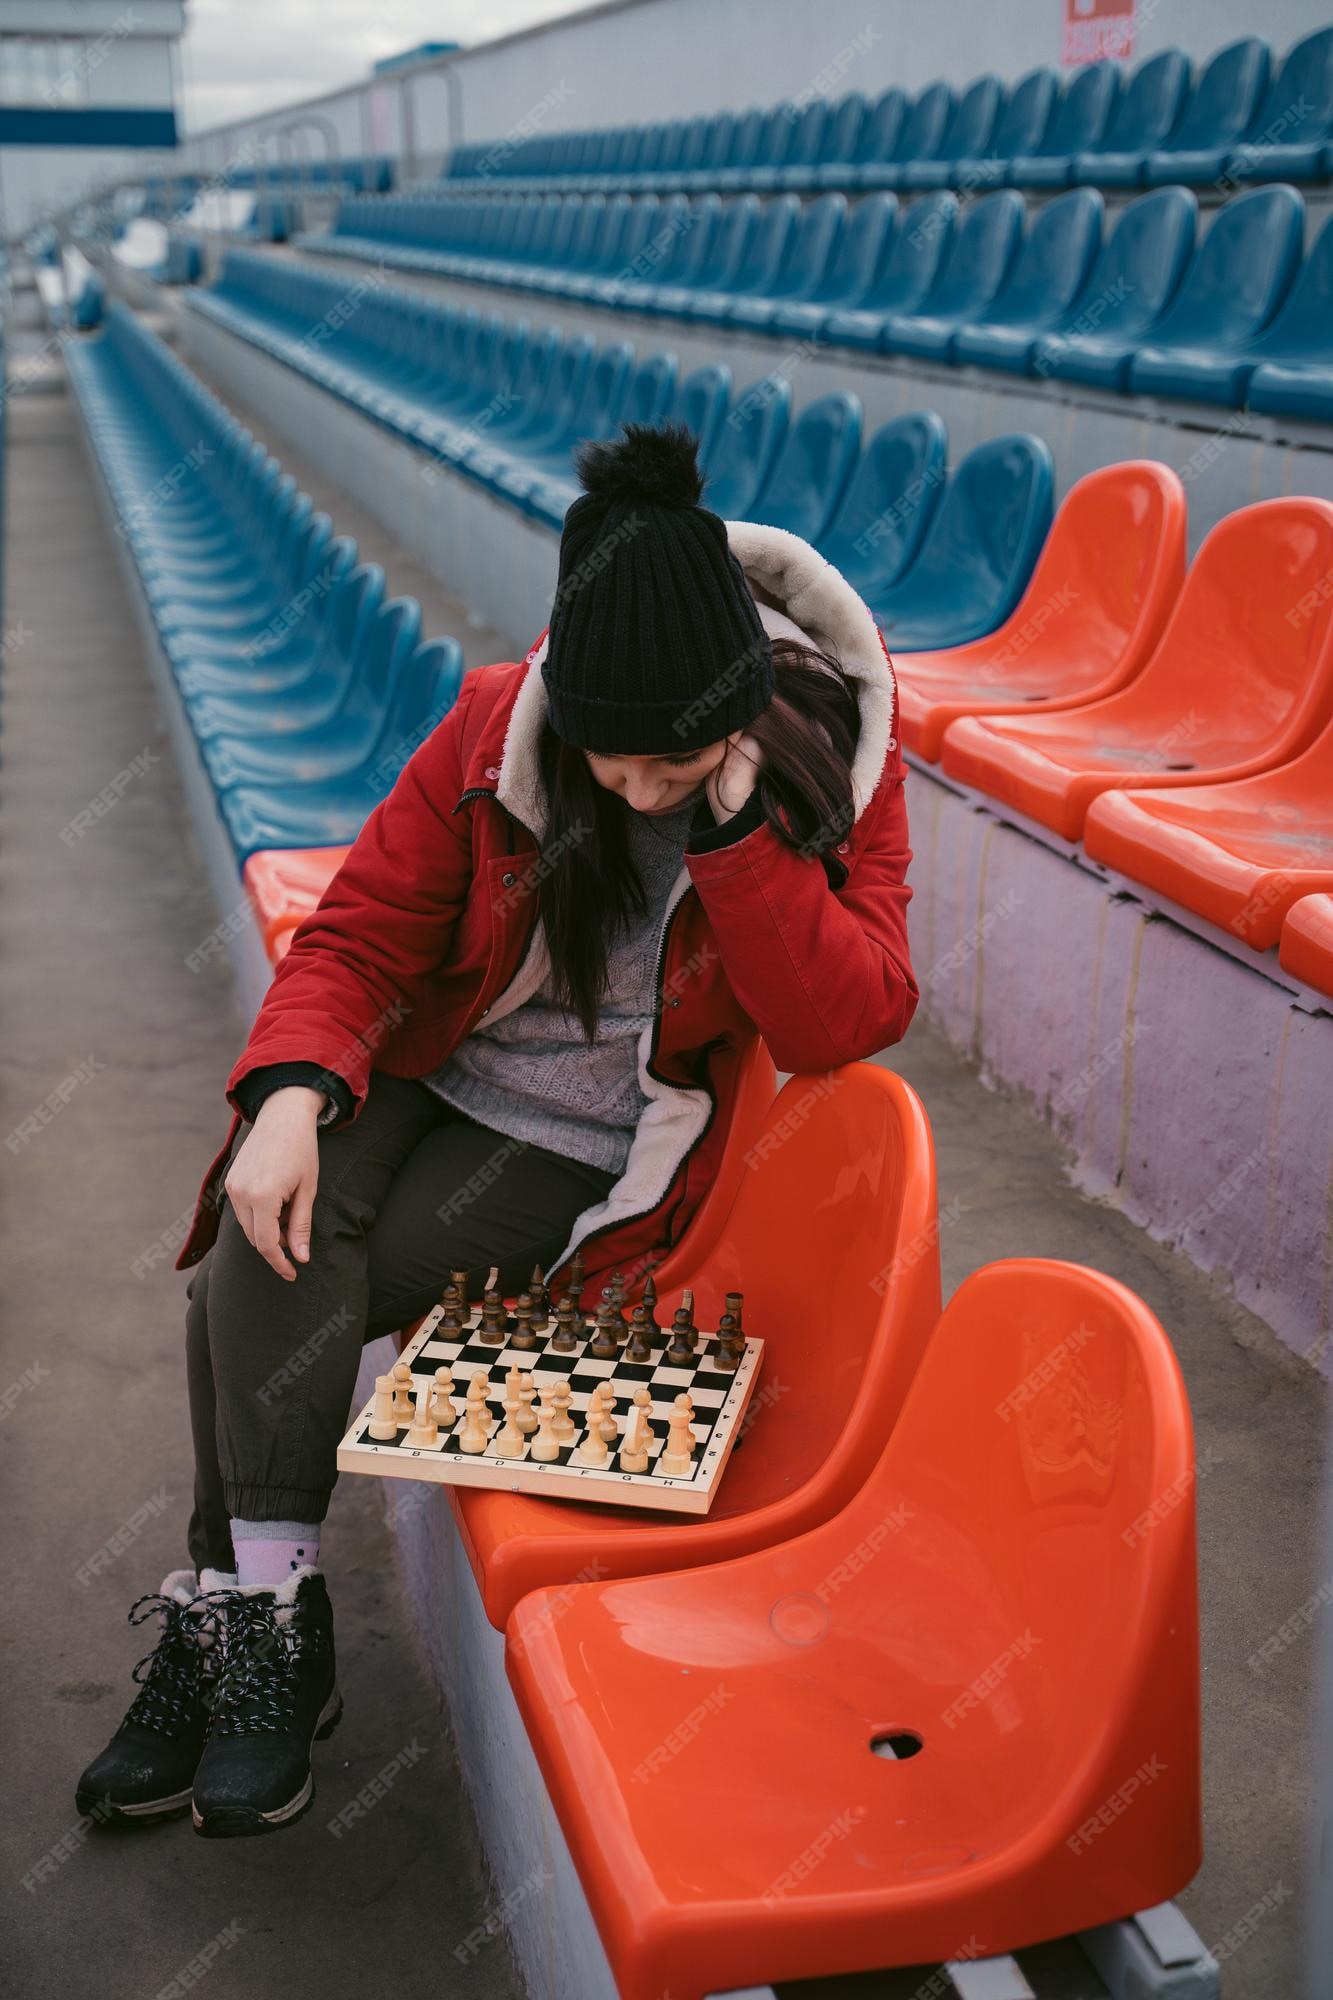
left=175, top=521, right=918, bottom=1298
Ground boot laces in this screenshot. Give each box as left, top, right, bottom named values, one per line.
left=204, top=1588, right=324, bottom=1736
left=124, top=1592, right=207, bottom=1737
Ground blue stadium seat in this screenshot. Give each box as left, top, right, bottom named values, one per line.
left=816, top=410, right=949, bottom=603
left=870, top=433, right=1055, bottom=650
left=768, top=192, right=899, bottom=336
left=643, top=195, right=756, bottom=316
left=802, top=93, right=871, bottom=190
left=744, top=102, right=809, bottom=191
left=1073, top=48, right=1192, bottom=187
left=836, top=88, right=907, bottom=190
left=1221, top=28, right=1333, bottom=185
left=715, top=104, right=795, bottom=192
left=952, top=188, right=1103, bottom=374
left=613, top=194, right=722, bottom=312
left=824, top=191, right=957, bottom=349
left=1127, top=183, right=1305, bottom=405
left=1247, top=211, right=1333, bottom=422
left=898, top=75, right=1003, bottom=191
left=769, top=99, right=837, bottom=191
left=699, top=373, right=791, bottom=516
left=921, top=66, right=1058, bottom=191
left=676, top=194, right=801, bottom=322
left=1032, top=185, right=1197, bottom=391
left=667, top=363, right=733, bottom=465
left=1007, top=61, right=1120, bottom=188
left=180, top=563, right=384, bottom=730
left=860, top=82, right=955, bottom=191
left=880, top=188, right=1025, bottom=359
left=526, top=350, right=678, bottom=526
left=750, top=392, right=863, bottom=542
left=726, top=193, right=847, bottom=327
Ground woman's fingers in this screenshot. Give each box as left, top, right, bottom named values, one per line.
left=286, top=1171, right=316, bottom=1267
left=251, top=1192, right=298, bottom=1281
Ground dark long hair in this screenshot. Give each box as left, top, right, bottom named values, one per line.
left=537, top=637, right=860, bottom=1039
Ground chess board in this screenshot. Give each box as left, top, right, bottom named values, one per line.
left=337, top=1299, right=764, bottom=1516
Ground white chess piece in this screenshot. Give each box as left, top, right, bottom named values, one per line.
left=530, top=1388, right=560, bottom=1462
left=460, top=1381, right=489, bottom=1454
left=405, top=1380, right=439, bottom=1450
left=516, top=1374, right=539, bottom=1434
left=658, top=1394, right=695, bottom=1477
left=368, top=1375, right=398, bottom=1440
left=574, top=1401, right=610, bottom=1467
left=619, top=1388, right=653, bottom=1473
left=431, top=1367, right=456, bottom=1428
left=390, top=1362, right=415, bottom=1420
left=494, top=1392, right=524, bottom=1458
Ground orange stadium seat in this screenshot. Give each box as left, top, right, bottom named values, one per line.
left=506, top=1259, right=1202, bottom=1999
left=939, top=497, right=1333, bottom=839
left=896, top=460, right=1186, bottom=762
left=243, top=846, right=350, bottom=957
left=1084, top=715, right=1333, bottom=947
left=1280, top=893, right=1333, bottom=997
left=450, top=1062, right=942, bottom=1629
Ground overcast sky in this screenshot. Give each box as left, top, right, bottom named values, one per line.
left=177, top=0, right=596, bottom=133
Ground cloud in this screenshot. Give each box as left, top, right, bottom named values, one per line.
left=178, top=0, right=593, bottom=132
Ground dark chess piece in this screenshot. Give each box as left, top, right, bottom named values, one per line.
left=529, top=1263, right=550, bottom=1331
left=714, top=1290, right=746, bottom=1371
left=624, top=1305, right=655, bottom=1365
left=510, top=1294, right=538, bottom=1349
left=664, top=1290, right=697, bottom=1369
left=479, top=1264, right=507, bottom=1345
left=589, top=1303, right=621, bottom=1361
left=550, top=1301, right=579, bottom=1353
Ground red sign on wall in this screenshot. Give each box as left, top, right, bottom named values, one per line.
left=1062, top=0, right=1136, bottom=67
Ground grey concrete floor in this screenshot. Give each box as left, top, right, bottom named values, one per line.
left=0, top=340, right=1325, bottom=2000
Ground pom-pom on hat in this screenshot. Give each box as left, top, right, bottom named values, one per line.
left=542, top=421, right=775, bottom=755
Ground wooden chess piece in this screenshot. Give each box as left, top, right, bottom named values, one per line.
left=510, top=1294, right=538, bottom=1349
left=664, top=1298, right=695, bottom=1368
left=368, top=1375, right=398, bottom=1440
left=595, top=1382, right=620, bottom=1444
left=405, top=1380, right=440, bottom=1449
left=642, top=1268, right=662, bottom=1344
left=530, top=1388, right=560, bottom=1461
left=550, top=1301, right=579, bottom=1353
left=659, top=1394, right=695, bottom=1477
left=619, top=1388, right=653, bottom=1473
left=391, top=1361, right=416, bottom=1420
left=460, top=1380, right=489, bottom=1453
left=515, top=1374, right=539, bottom=1435
left=494, top=1391, right=524, bottom=1458
left=574, top=1407, right=609, bottom=1467
left=529, top=1263, right=549, bottom=1331
left=624, top=1305, right=654, bottom=1365
left=431, top=1367, right=456, bottom=1427
left=479, top=1264, right=507, bottom=1344
left=589, top=1302, right=620, bottom=1361
left=552, top=1382, right=575, bottom=1443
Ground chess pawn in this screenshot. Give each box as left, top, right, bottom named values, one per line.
left=552, top=1382, right=576, bottom=1442
left=390, top=1362, right=416, bottom=1420
left=658, top=1394, right=695, bottom=1477
left=574, top=1408, right=610, bottom=1467
left=460, top=1381, right=489, bottom=1454
left=530, top=1390, right=560, bottom=1462
left=471, top=1368, right=494, bottom=1429
left=405, top=1381, right=440, bottom=1450
left=515, top=1375, right=539, bottom=1435
left=494, top=1392, right=524, bottom=1459
left=550, top=1301, right=579, bottom=1354
left=618, top=1388, right=653, bottom=1473
left=450, top=1266, right=471, bottom=1311
left=368, top=1375, right=398, bottom=1440
left=510, top=1294, right=538, bottom=1349
left=595, top=1383, right=620, bottom=1444
left=589, top=1303, right=620, bottom=1361
left=624, top=1305, right=654, bottom=1364
left=431, top=1367, right=456, bottom=1428
left=664, top=1302, right=695, bottom=1369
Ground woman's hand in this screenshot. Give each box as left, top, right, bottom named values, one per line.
left=223, top=1086, right=324, bottom=1280
left=705, top=731, right=764, bottom=824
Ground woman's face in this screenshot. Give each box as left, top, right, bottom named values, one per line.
left=583, top=739, right=729, bottom=815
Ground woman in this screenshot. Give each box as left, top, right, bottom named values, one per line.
left=76, top=421, right=917, bottom=1838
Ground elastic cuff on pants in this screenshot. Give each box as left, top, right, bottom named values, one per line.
left=223, top=1483, right=333, bottom=1525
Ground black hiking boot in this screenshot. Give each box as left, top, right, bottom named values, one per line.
left=75, top=1570, right=215, bottom=1825
left=191, top=1568, right=341, bottom=1838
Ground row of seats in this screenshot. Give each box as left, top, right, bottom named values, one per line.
left=307, top=179, right=1333, bottom=418
left=61, top=305, right=1208, bottom=1993
left=187, top=255, right=1333, bottom=993
left=138, top=154, right=393, bottom=215
left=443, top=33, right=1333, bottom=195
left=62, top=301, right=464, bottom=867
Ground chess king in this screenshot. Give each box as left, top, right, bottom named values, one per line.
left=77, top=421, right=918, bottom=1837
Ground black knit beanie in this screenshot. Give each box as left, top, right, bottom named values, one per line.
left=542, top=421, right=775, bottom=755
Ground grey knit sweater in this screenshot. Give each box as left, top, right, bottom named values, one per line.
left=420, top=791, right=703, bottom=1175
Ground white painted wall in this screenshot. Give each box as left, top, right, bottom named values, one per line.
left=174, top=0, right=1333, bottom=177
